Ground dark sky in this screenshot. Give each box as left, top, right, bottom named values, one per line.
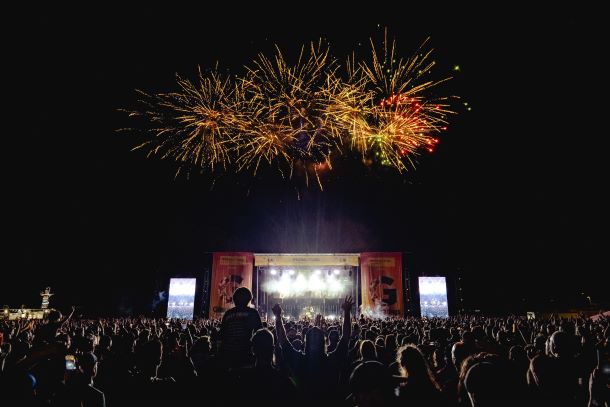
left=3, top=5, right=607, bottom=315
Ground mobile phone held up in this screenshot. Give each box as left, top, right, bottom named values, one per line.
left=65, top=355, right=77, bottom=371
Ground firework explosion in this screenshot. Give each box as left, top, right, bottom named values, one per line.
left=122, top=30, right=456, bottom=188
left=356, top=34, right=453, bottom=170
left=123, top=67, right=241, bottom=173
left=234, top=41, right=341, bottom=188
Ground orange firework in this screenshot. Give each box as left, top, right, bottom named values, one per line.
left=353, top=29, right=455, bottom=170
left=121, top=66, right=240, bottom=174
left=122, top=30, right=457, bottom=187
left=234, top=40, right=340, bottom=188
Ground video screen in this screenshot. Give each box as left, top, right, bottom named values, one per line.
left=167, top=278, right=196, bottom=319
left=418, top=276, right=448, bottom=318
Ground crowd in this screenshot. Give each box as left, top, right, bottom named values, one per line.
left=0, top=287, right=608, bottom=406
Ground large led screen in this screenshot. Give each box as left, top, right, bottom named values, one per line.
left=418, top=277, right=448, bottom=318
left=167, top=278, right=196, bottom=319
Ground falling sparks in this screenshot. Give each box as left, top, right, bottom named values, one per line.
left=234, top=41, right=340, bottom=188
left=353, top=30, right=454, bottom=171
left=121, top=30, right=457, bottom=188
left=120, top=66, right=240, bottom=173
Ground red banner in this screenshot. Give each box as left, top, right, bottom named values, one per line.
left=360, top=252, right=404, bottom=316
left=210, top=252, right=254, bottom=318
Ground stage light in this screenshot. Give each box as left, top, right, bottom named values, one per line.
left=294, top=274, right=308, bottom=292
left=327, top=315, right=336, bottom=320
left=262, top=267, right=350, bottom=298
left=270, top=269, right=277, bottom=275
left=277, top=274, right=291, bottom=296
left=328, top=278, right=342, bottom=293
left=309, top=274, right=325, bottom=291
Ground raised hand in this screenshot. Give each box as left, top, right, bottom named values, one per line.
left=341, top=296, right=354, bottom=313
left=272, top=303, right=283, bottom=318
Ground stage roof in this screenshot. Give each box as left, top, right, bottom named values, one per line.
left=254, top=253, right=360, bottom=267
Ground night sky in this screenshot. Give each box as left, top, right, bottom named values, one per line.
left=3, top=6, right=607, bottom=315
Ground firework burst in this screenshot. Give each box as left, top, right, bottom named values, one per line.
left=122, top=30, right=457, bottom=188
left=323, top=55, right=375, bottom=156
left=354, top=29, right=455, bottom=170
left=122, top=67, right=239, bottom=174
left=233, top=40, right=341, bottom=188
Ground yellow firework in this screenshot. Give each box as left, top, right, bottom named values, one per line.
left=324, top=54, right=375, bottom=155
left=124, top=67, right=239, bottom=173
left=234, top=40, right=339, bottom=178
left=354, top=29, right=456, bottom=170
left=122, top=31, right=457, bottom=187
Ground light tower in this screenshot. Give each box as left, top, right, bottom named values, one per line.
left=40, top=287, right=54, bottom=309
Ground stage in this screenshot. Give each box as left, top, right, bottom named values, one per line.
left=205, top=252, right=418, bottom=319
left=251, top=258, right=356, bottom=320
left=252, top=254, right=359, bottom=320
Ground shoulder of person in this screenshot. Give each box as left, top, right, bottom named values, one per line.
left=152, top=376, right=176, bottom=383
left=86, top=384, right=105, bottom=396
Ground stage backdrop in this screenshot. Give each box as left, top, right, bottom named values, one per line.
left=360, top=252, right=404, bottom=316
left=210, top=252, right=254, bottom=318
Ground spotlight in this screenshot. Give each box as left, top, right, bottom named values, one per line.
left=294, top=274, right=308, bottom=292
left=333, top=269, right=340, bottom=275
left=270, top=269, right=277, bottom=275
left=314, top=269, right=321, bottom=275
left=288, top=269, right=295, bottom=276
